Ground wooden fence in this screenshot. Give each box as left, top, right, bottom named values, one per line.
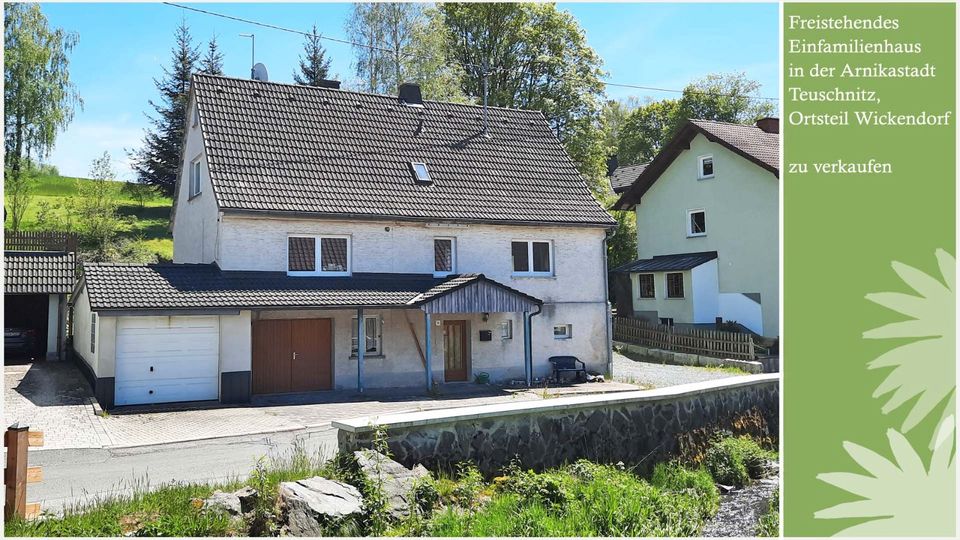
left=4, top=230, right=78, bottom=252
left=4, top=424, right=44, bottom=520
left=613, top=317, right=757, bottom=361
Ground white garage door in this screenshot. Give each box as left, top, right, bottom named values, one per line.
left=115, top=316, right=219, bottom=406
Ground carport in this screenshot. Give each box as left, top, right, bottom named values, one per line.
left=3, top=250, right=76, bottom=361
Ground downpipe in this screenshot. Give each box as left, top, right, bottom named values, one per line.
left=524, top=303, right=543, bottom=387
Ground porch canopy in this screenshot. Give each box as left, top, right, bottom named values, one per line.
left=80, top=263, right=543, bottom=390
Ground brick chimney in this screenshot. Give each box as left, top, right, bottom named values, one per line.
left=756, top=117, right=779, bottom=134
left=315, top=79, right=341, bottom=90
left=398, top=83, right=423, bottom=106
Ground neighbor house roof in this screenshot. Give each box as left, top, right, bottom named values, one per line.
left=608, top=162, right=648, bottom=194
left=4, top=251, right=76, bottom=294
left=184, top=73, right=614, bottom=228
left=612, top=119, right=779, bottom=210
left=612, top=251, right=718, bottom=273
left=78, top=262, right=541, bottom=312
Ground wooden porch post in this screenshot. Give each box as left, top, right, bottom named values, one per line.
left=357, top=307, right=365, bottom=392
left=424, top=311, right=433, bottom=390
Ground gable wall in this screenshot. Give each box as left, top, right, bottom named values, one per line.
left=172, top=96, right=220, bottom=264
left=634, top=134, right=778, bottom=336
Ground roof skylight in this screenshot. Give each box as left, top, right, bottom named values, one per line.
left=411, top=162, right=432, bottom=184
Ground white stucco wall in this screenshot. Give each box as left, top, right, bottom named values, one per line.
left=630, top=270, right=694, bottom=323
left=72, top=287, right=97, bottom=375
left=172, top=96, right=220, bottom=264
left=633, top=133, right=779, bottom=336
left=718, top=293, right=764, bottom=335
left=217, top=215, right=608, bottom=305
left=220, top=311, right=252, bottom=373
left=691, top=260, right=720, bottom=324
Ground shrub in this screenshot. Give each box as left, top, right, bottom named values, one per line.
left=452, top=463, right=484, bottom=510
left=496, top=466, right=568, bottom=508
left=704, top=435, right=772, bottom=487
left=650, top=461, right=719, bottom=516
left=411, top=476, right=441, bottom=517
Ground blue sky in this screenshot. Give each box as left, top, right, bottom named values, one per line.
left=39, top=2, right=779, bottom=181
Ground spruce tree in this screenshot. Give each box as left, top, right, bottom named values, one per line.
left=199, top=35, right=224, bottom=75
left=293, top=25, right=332, bottom=86
left=130, top=19, right=199, bottom=196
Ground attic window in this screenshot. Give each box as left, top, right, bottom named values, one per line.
left=411, top=162, right=432, bottom=184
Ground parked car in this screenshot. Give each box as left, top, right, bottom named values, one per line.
left=4, top=327, right=38, bottom=358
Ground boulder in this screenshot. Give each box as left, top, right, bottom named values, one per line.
left=354, top=449, right=431, bottom=519
left=279, top=477, right=364, bottom=536
left=234, top=486, right=259, bottom=514
left=203, top=490, right=242, bottom=516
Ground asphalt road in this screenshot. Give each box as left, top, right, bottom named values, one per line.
left=27, top=425, right=339, bottom=515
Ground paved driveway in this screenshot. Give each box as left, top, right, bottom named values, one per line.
left=6, top=361, right=640, bottom=450
left=4, top=363, right=109, bottom=450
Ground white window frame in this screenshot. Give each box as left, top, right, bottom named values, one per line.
left=189, top=155, right=203, bottom=198
left=698, top=155, right=715, bottom=180
left=433, top=237, right=456, bottom=277
left=687, top=209, right=707, bottom=237
left=637, top=273, right=656, bottom=299
left=511, top=240, right=554, bottom=277
left=90, top=313, right=97, bottom=354
left=286, top=234, right=352, bottom=277
left=553, top=324, right=572, bottom=340
left=500, top=319, right=513, bottom=340
left=411, top=161, right=432, bottom=183
left=351, top=315, right=383, bottom=357
left=666, top=272, right=685, bottom=299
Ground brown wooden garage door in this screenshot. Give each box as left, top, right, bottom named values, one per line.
left=252, top=318, right=332, bottom=394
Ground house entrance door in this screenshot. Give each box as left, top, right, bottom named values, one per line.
left=443, top=320, right=469, bottom=382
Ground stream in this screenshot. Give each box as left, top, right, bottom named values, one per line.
left=701, top=462, right=779, bottom=537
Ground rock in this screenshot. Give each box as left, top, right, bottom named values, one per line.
left=203, top=490, right=242, bottom=516
left=279, top=477, right=364, bottom=536
left=355, top=449, right=431, bottom=519
left=234, top=486, right=258, bottom=514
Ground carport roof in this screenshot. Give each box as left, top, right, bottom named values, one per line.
left=611, top=251, right=718, bottom=273
left=79, top=262, right=542, bottom=312
left=4, top=251, right=77, bottom=294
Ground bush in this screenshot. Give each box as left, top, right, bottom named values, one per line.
left=650, top=461, right=719, bottom=516
left=411, top=476, right=441, bottom=517
left=497, top=464, right=568, bottom=508
left=704, top=436, right=772, bottom=487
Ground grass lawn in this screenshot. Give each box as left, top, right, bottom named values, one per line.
left=4, top=174, right=173, bottom=262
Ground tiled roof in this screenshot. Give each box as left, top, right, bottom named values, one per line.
left=612, top=119, right=779, bottom=211
left=80, top=263, right=540, bottom=311
left=690, top=119, right=779, bottom=172
left=609, top=162, right=648, bottom=194
left=4, top=251, right=76, bottom=294
left=612, top=251, right=718, bottom=273
left=190, top=74, right=615, bottom=227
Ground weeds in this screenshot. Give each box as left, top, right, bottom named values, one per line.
left=756, top=490, right=780, bottom=537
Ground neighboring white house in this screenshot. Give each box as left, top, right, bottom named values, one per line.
left=72, top=74, right=616, bottom=408
left=611, top=118, right=779, bottom=338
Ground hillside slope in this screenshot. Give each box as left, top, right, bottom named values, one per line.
left=4, top=174, right=173, bottom=262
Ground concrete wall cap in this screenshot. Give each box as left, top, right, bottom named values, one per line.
left=332, top=373, right=779, bottom=433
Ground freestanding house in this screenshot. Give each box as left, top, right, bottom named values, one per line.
left=71, top=74, right=616, bottom=408
left=611, top=118, right=779, bottom=338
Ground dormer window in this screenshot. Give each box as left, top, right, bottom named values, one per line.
left=698, top=155, right=714, bottom=179
left=411, top=162, right=432, bottom=183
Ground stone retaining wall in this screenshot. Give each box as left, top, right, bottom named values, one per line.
left=614, top=341, right=769, bottom=373
left=335, top=374, right=779, bottom=475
